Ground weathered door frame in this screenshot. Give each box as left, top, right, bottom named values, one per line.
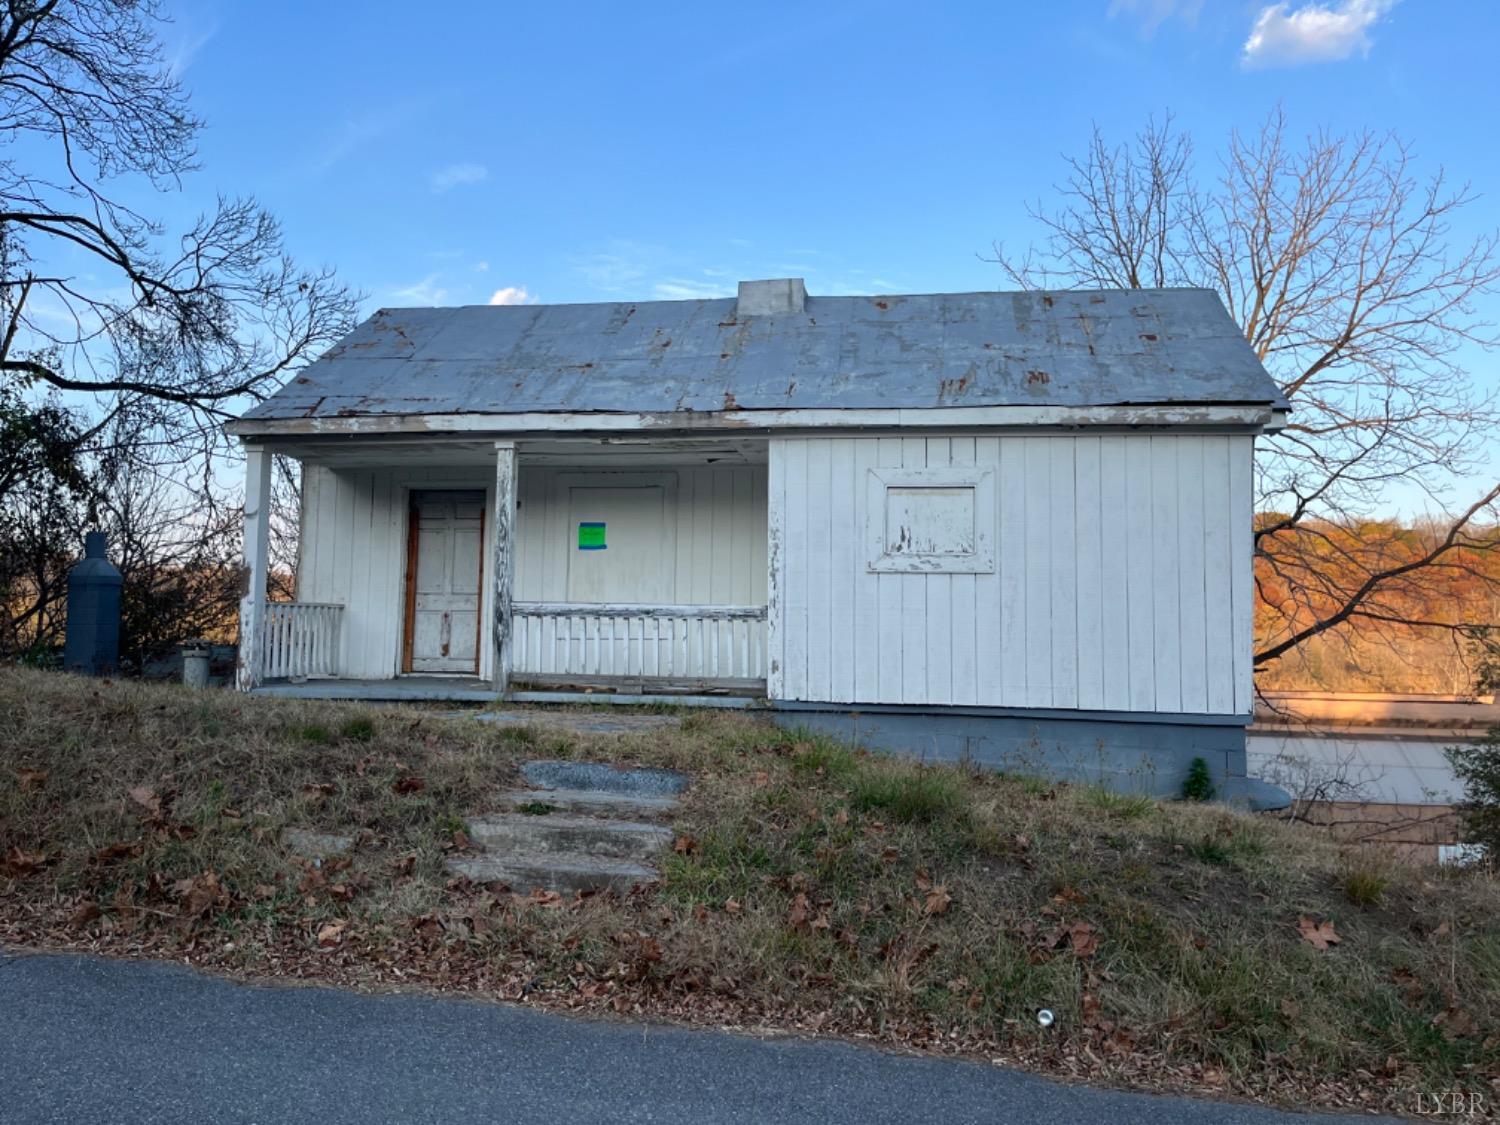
left=400, top=489, right=487, bottom=675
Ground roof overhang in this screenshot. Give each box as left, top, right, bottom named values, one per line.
left=228, top=402, right=1286, bottom=442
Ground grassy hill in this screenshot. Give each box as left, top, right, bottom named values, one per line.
left=1, top=667, right=1495, bottom=1117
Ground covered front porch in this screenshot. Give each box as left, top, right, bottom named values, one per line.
left=237, top=435, right=770, bottom=700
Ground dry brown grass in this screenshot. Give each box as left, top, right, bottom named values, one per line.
left=2, top=667, right=1496, bottom=1117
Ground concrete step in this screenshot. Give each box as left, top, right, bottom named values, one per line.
left=521, top=759, right=688, bottom=797
left=445, top=851, right=658, bottom=895
left=494, top=787, right=680, bottom=820
left=467, top=812, right=674, bottom=861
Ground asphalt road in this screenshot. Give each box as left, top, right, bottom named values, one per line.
left=0, top=948, right=1399, bottom=1125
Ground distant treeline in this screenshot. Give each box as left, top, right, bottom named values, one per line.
left=1255, top=515, right=1500, bottom=695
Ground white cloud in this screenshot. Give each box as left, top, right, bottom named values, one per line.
left=473, top=260, right=490, bottom=273
left=314, top=97, right=431, bottom=174
left=1107, top=0, right=1204, bottom=37
left=1242, top=0, right=1396, bottom=68
left=488, top=286, right=536, bottom=306
left=651, top=279, right=734, bottom=301
left=390, top=274, right=448, bottom=305
left=429, top=162, right=489, bottom=192
left=166, top=22, right=218, bottom=78
left=573, top=242, right=659, bottom=293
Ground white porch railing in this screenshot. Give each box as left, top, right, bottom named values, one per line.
left=257, top=601, right=344, bottom=680
left=512, top=602, right=766, bottom=683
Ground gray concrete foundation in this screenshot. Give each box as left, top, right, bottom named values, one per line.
left=772, top=704, right=1251, bottom=799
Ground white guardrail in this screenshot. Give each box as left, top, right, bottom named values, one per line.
left=512, top=602, right=766, bottom=682
left=258, top=601, right=343, bottom=680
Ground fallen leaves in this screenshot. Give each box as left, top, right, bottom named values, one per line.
left=0, top=663, right=1490, bottom=1124
left=67, top=901, right=102, bottom=929
left=127, top=786, right=161, bottom=816
left=316, top=919, right=347, bottom=948
left=1432, top=1000, right=1480, bottom=1042
left=2, top=846, right=48, bottom=877
left=1390, top=967, right=1424, bottom=1006
left=786, top=892, right=812, bottom=929
left=923, top=885, right=952, bottom=917
left=1297, top=916, right=1342, bottom=951
left=1067, top=921, right=1099, bottom=959
left=93, top=841, right=142, bottom=863
left=612, top=929, right=665, bottom=983
left=173, top=871, right=229, bottom=921
left=1016, top=918, right=1102, bottom=961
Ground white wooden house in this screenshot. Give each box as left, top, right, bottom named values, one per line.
left=229, top=280, right=1289, bottom=795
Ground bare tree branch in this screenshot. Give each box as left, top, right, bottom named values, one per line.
left=992, top=110, right=1500, bottom=680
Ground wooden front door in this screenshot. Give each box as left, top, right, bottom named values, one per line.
left=404, top=491, right=485, bottom=674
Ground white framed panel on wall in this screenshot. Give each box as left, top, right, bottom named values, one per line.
left=768, top=433, right=1251, bottom=713
left=864, top=466, right=995, bottom=574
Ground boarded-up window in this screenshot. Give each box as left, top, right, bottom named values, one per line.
left=884, top=486, right=976, bottom=556
left=866, top=468, right=995, bottom=573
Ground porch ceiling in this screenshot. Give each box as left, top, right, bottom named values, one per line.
left=264, top=435, right=769, bottom=468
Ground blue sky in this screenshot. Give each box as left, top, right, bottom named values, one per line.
left=152, top=0, right=1500, bottom=316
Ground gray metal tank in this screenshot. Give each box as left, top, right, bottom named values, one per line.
left=63, top=531, right=122, bottom=676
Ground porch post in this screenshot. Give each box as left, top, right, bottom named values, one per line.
left=236, top=444, right=273, bottom=692
left=492, top=440, right=517, bottom=693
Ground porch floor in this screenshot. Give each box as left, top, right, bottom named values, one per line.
left=251, top=677, right=495, bottom=703
left=249, top=675, right=767, bottom=705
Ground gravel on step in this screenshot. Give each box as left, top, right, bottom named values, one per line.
left=466, top=813, right=673, bottom=861
left=494, top=787, right=680, bottom=819
left=446, top=852, right=659, bottom=895
left=521, top=760, right=688, bottom=796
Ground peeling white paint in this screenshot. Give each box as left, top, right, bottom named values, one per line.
left=229, top=403, right=1282, bottom=441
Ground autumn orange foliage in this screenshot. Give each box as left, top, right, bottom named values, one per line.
left=1255, top=516, right=1500, bottom=694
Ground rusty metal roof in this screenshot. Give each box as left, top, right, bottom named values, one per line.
left=239, top=287, right=1287, bottom=424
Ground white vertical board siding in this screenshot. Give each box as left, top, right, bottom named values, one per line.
left=513, top=466, right=768, bottom=607
left=299, top=462, right=769, bottom=682
left=997, top=439, right=1028, bottom=702
left=1176, top=436, right=1209, bottom=714
left=828, top=441, right=858, bottom=702
left=948, top=437, right=978, bottom=706
left=1097, top=437, right=1132, bottom=710
left=804, top=441, right=833, bottom=701
left=1073, top=437, right=1104, bottom=710
left=1228, top=443, right=1255, bottom=715
left=876, top=438, right=905, bottom=702
left=298, top=465, right=495, bottom=680
left=923, top=437, right=953, bottom=705
left=973, top=437, right=1004, bottom=704
left=1203, top=437, right=1237, bottom=714
left=849, top=440, right=881, bottom=701
left=768, top=433, right=1254, bottom=715
left=1149, top=437, right=1183, bottom=713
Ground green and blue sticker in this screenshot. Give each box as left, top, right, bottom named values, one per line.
left=578, top=522, right=606, bottom=550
